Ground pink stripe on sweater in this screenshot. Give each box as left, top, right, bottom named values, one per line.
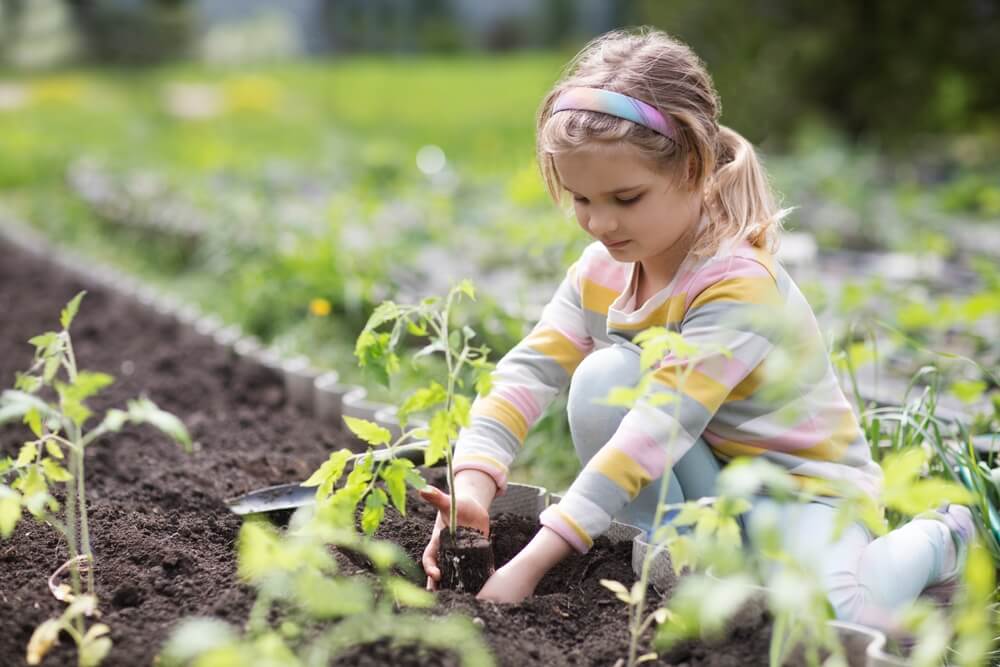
left=697, top=354, right=753, bottom=387
left=581, top=255, right=630, bottom=292
left=495, top=385, right=543, bottom=425
left=703, top=415, right=830, bottom=455
left=681, top=258, right=770, bottom=310
left=548, top=321, right=594, bottom=353
left=539, top=506, right=591, bottom=554
left=610, top=427, right=668, bottom=479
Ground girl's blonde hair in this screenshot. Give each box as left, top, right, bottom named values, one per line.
left=537, top=27, right=788, bottom=257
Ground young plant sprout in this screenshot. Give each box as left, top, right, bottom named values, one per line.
left=350, top=280, right=495, bottom=590
left=0, top=292, right=192, bottom=667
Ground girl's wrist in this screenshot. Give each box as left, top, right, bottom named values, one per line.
left=454, top=469, right=498, bottom=509
left=512, top=526, right=574, bottom=582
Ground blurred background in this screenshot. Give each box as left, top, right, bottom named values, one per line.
left=1, top=0, right=998, bottom=490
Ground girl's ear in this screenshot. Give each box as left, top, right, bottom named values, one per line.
left=686, top=154, right=699, bottom=183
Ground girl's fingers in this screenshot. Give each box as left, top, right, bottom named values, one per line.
left=422, top=528, right=442, bottom=582
left=419, top=487, right=451, bottom=515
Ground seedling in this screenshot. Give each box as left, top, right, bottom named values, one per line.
left=350, top=280, right=495, bottom=590
left=0, top=292, right=192, bottom=666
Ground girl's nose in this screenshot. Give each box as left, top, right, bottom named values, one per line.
left=586, top=212, right=618, bottom=236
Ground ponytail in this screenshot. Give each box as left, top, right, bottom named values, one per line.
left=698, top=125, right=788, bottom=256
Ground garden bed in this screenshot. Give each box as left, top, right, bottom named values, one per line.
left=0, top=238, right=873, bottom=666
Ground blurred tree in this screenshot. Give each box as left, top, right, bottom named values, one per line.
left=630, top=0, right=1000, bottom=148
left=63, top=0, right=196, bottom=64
left=1, top=0, right=82, bottom=68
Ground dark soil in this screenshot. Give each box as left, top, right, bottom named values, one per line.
left=0, top=239, right=808, bottom=667
left=438, top=526, right=494, bottom=594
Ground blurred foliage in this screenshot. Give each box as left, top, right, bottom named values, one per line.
left=631, top=0, right=1000, bottom=149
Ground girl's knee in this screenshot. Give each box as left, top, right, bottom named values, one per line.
left=567, top=344, right=641, bottom=461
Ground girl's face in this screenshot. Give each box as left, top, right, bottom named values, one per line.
left=554, top=143, right=703, bottom=270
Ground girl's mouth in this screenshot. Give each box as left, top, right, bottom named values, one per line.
left=603, top=239, right=630, bottom=249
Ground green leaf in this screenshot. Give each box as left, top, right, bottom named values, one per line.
left=80, top=625, right=111, bottom=667
left=398, top=383, right=447, bottom=421
left=16, top=442, right=37, bottom=467
left=14, top=373, right=41, bottom=394
left=160, top=618, right=238, bottom=664
left=597, top=385, right=642, bottom=408
left=406, top=319, right=428, bottom=337
left=381, top=458, right=414, bottom=515
left=99, top=409, right=127, bottom=433
left=60, top=291, right=86, bottom=330
left=43, top=354, right=61, bottom=384
left=26, top=618, right=61, bottom=666
left=301, top=449, right=354, bottom=498
left=295, top=572, right=373, bottom=618
left=13, top=465, right=47, bottom=499
left=64, top=371, right=114, bottom=402
left=28, top=332, right=58, bottom=357
left=950, top=380, right=987, bottom=404
left=126, top=398, right=192, bottom=450
left=363, top=540, right=407, bottom=571
left=475, top=367, right=493, bottom=396
left=365, top=301, right=401, bottom=331
left=404, top=468, right=427, bottom=490
left=342, top=416, right=391, bottom=447
left=451, top=394, right=471, bottom=428
left=344, top=452, right=374, bottom=490
left=362, top=488, right=388, bottom=535
left=386, top=576, right=435, bottom=608
left=0, top=391, right=51, bottom=428
left=455, top=279, right=476, bottom=300
left=424, top=410, right=452, bottom=467
left=0, top=485, right=22, bottom=538
left=43, top=440, right=62, bottom=460
left=600, top=578, right=632, bottom=604
left=41, top=459, right=73, bottom=483
left=60, top=395, right=92, bottom=429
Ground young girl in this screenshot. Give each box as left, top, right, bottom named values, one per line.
left=419, top=27, right=975, bottom=632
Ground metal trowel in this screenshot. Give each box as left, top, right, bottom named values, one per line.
left=226, top=441, right=432, bottom=516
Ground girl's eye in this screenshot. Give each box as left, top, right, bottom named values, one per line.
left=572, top=195, right=641, bottom=205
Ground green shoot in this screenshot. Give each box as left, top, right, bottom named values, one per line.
left=0, top=291, right=192, bottom=667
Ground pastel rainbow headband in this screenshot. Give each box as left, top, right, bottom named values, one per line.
left=551, top=87, right=676, bottom=141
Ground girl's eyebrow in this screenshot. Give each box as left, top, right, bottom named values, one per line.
left=563, top=184, right=645, bottom=196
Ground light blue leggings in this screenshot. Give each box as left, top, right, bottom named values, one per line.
left=567, top=344, right=961, bottom=630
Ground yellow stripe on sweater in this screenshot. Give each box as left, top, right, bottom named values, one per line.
left=589, top=447, right=652, bottom=498
left=551, top=505, right=594, bottom=550
left=454, top=453, right=509, bottom=474
left=689, top=276, right=782, bottom=312
left=652, top=366, right=729, bottom=414
left=523, top=327, right=586, bottom=376
left=725, top=363, right=767, bottom=402
left=472, top=395, right=529, bottom=444
left=580, top=278, right=620, bottom=315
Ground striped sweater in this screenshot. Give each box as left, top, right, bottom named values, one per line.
left=453, top=238, right=883, bottom=553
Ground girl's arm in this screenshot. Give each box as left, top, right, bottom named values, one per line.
left=537, top=256, right=781, bottom=555
left=451, top=255, right=594, bottom=496
left=477, top=526, right=573, bottom=602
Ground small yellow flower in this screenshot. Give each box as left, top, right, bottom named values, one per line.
left=309, top=298, right=331, bottom=317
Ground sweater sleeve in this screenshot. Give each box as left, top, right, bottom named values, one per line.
left=453, top=259, right=593, bottom=493
left=539, top=256, right=783, bottom=552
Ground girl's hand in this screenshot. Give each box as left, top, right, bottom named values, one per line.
left=420, top=470, right=497, bottom=590
left=476, top=526, right=574, bottom=603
